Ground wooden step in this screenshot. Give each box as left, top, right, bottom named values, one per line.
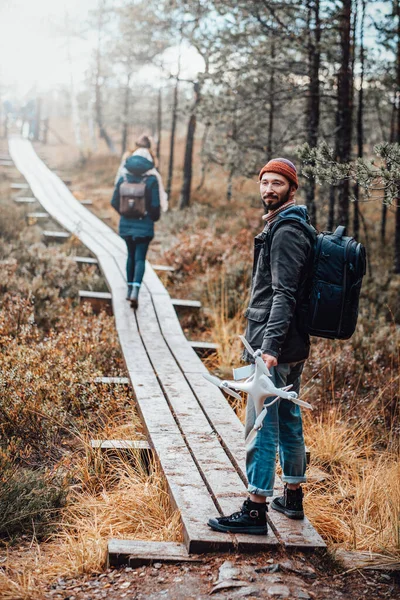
left=42, top=230, right=70, bottom=244
left=13, top=196, right=37, bottom=204
left=73, top=256, right=99, bottom=266
left=79, top=290, right=113, bottom=315
left=11, top=182, right=29, bottom=190
left=189, top=341, right=219, bottom=355
left=0, top=153, right=11, bottom=160
left=91, top=440, right=153, bottom=472
left=152, top=264, right=176, bottom=272
left=91, top=440, right=150, bottom=450
left=171, top=299, right=202, bottom=309
left=0, top=160, right=14, bottom=167
left=26, top=212, right=50, bottom=221
left=93, top=376, right=129, bottom=385
left=108, top=540, right=200, bottom=568
left=80, top=199, right=93, bottom=206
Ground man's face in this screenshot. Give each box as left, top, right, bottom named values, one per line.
left=260, top=172, right=294, bottom=211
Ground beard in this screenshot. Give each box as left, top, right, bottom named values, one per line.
left=261, top=188, right=291, bottom=213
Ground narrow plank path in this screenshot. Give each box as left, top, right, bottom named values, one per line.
left=8, top=137, right=325, bottom=553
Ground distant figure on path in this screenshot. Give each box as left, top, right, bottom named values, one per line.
left=111, top=136, right=164, bottom=309
left=208, top=158, right=314, bottom=535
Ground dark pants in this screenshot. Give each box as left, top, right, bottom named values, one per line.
left=123, top=237, right=150, bottom=286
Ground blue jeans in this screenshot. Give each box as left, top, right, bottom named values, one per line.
left=245, top=361, right=307, bottom=496
left=123, top=237, right=150, bottom=286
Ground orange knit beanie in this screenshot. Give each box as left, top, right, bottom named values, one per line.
left=259, top=158, right=299, bottom=189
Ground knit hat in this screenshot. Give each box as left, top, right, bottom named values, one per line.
left=135, top=134, right=151, bottom=149
left=259, top=158, right=298, bottom=189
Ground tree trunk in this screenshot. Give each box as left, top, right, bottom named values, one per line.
left=382, top=102, right=396, bottom=242
left=353, top=0, right=365, bottom=240
left=166, top=78, right=179, bottom=199
left=226, top=167, right=234, bottom=202
left=42, top=118, right=49, bottom=144
left=94, top=4, right=116, bottom=154
left=157, top=88, right=162, bottom=164
left=266, top=40, right=276, bottom=161
left=33, top=98, right=42, bottom=142
left=336, top=0, right=353, bottom=229
left=121, top=72, right=132, bottom=155
left=395, top=0, right=400, bottom=272
left=305, top=0, right=321, bottom=226
left=179, top=82, right=200, bottom=210
left=197, top=124, right=210, bottom=191
left=179, top=113, right=196, bottom=209
left=166, top=46, right=182, bottom=200
left=328, top=186, right=335, bottom=231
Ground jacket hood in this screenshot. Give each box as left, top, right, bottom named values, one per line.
left=278, top=204, right=310, bottom=223
left=125, top=155, right=154, bottom=176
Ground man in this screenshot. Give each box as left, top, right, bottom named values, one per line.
left=208, top=158, right=314, bottom=535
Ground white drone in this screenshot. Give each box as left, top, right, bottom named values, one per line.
left=203, top=336, right=313, bottom=447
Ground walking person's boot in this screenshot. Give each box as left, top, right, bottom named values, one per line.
left=208, top=498, right=268, bottom=535
left=126, top=283, right=133, bottom=301
left=271, top=485, right=304, bottom=519
left=130, top=284, right=140, bottom=310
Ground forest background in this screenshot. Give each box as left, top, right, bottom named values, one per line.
left=0, top=0, right=400, bottom=595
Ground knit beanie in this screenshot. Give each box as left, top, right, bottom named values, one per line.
left=259, top=158, right=298, bottom=189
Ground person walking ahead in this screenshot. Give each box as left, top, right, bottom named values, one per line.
left=208, top=158, right=314, bottom=535
left=111, top=145, right=160, bottom=309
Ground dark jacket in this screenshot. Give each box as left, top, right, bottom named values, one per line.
left=111, top=155, right=160, bottom=240
left=244, top=205, right=314, bottom=364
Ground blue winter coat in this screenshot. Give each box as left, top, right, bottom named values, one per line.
left=111, top=155, right=160, bottom=240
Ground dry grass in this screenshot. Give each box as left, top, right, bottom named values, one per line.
left=0, top=448, right=181, bottom=599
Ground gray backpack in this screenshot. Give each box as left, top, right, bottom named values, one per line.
left=119, top=175, right=147, bottom=219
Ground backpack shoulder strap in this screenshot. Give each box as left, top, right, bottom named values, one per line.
left=268, top=215, right=317, bottom=248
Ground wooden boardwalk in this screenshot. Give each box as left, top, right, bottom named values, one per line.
left=8, top=137, right=325, bottom=555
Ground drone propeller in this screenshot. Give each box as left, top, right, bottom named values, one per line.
left=203, top=373, right=243, bottom=401
left=239, top=335, right=255, bottom=357
left=239, top=335, right=272, bottom=377
left=220, top=383, right=243, bottom=402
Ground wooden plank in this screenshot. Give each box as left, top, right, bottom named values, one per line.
left=26, top=212, right=49, bottom=220
left=91, top=440, right=150, bottom=450
left=93, top=376, right=129, bottom=385
left=108, top=540, right=200, bottom=567
left=171, top=299, right=202, bottom=309
left=10, top=182, right=29, bottom=189
left=13, top=197, right=37, bottom=204
left=152, top=264, right=176, bottom=272
left=79, top=291, right=112, bottom=300
left=73, top=256, right=99, bottom=265
left=80, top=199, right=93, bottom=205
left=42, top=230, right=70, bottom=243
left=79, top=290, right=113, bottom=315
left=189, top=341, right=219, bottom=355
left=335, top=549, right=400, bottom=572
left=0, top=160, right=14, bottom=167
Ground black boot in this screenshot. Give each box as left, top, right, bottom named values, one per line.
left=208, top=499, right=268, bottom=535
left=130, top=285, right=140, bottom=310
left=126, top=284, right=133, bottom=301
left=271, top=485, right=304, bottom=520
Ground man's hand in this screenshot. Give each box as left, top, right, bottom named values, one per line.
left=262, top=353, right=278, bottom=369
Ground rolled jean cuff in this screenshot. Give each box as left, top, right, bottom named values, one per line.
left=247, top=484, right=273, bottom=497
left=281, top=475, right=307, bottom=484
